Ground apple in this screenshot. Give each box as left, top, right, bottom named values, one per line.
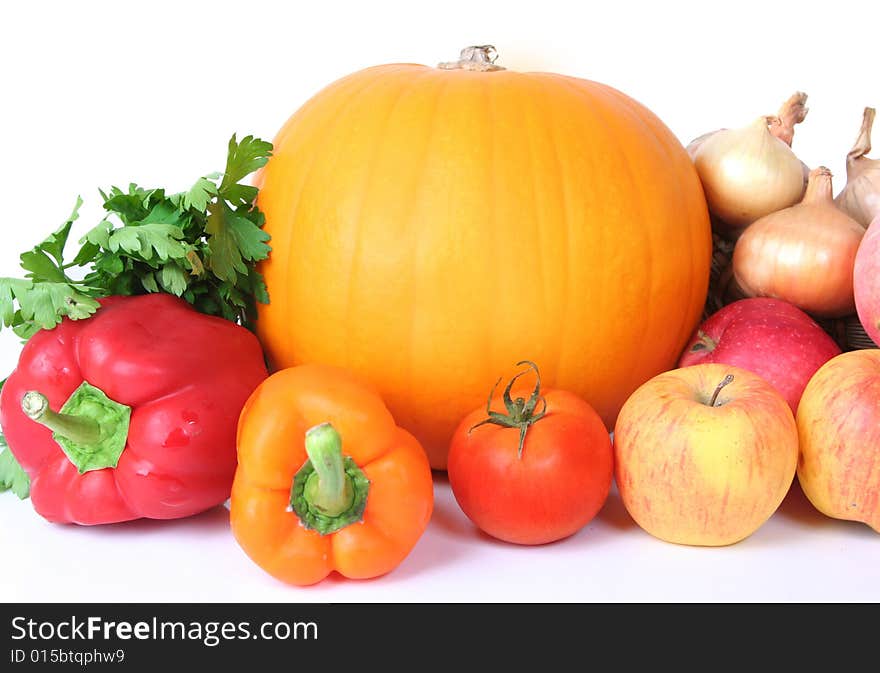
left=679, top=298, right=841, bottom=412
left=854, top=215, right=880, bottom=346
left=614, top=363, right=798, bottom=546
left=796, top=349, right=880, bottom=532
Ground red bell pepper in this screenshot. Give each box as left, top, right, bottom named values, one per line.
left=0, top=294, right=268, bottom=525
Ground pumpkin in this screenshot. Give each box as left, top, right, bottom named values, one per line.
left=255, top=46, right=711, bottom=469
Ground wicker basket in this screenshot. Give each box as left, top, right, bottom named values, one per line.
left=844, top=315, right=878, bottom=350
left=703, top=231, right=749, bottom=319
left=813, top=317, right=849, bottom=351
left=703, top=232, right=878, bottom=352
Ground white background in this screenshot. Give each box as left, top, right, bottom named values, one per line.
left=1, top=0, right=879, bottom=602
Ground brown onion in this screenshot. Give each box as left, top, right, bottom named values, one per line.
left=688, top=92, right=810, bottom=238
left=835, top=107, right=880, bottom=227
left=732, top=167, right=865, bottom=318
left=686, top=92, right=809, bottom=158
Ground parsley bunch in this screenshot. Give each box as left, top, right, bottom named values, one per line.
left=0, top=134, right=273, bottom=339
left=0, top=134, right=273, bottom=499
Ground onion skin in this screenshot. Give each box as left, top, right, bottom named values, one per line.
left=686, top=130, right=718, bottom=160
left=838, top=178, right=880, bottom=228
left=768, top=92, right=809, bottom=147
left=835, top=108, right=880, bottom=228
left=732, top=167, right=865, bottom=318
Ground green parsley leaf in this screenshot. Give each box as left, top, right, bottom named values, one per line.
left=222, top=183, right=260, bottom=207
left=102, top=185, right=161, bottom=224
left=159, top=262, right=188, bottom=296
left=16, top=282, right=101, bottom=329
left=0, top=278, right=32, bottom=327
left=71, top=239, right=101, bottom=267
left=0, top=133, right=273, bottom=337
left=106, top=223, right=188, bottom=261
left=205, top=201, right=271, bottom=283
left=83, top=219, right=113, bottom=248
left=139, top=199, right=182, bottom=226
left=20, top=249, right=68, bottom=283
left=0, top=379, right=30, bottom=499
left=39, top=197, right=82, bottom=265
left=220, top=135, right=272, bottom=192
left=248, top=267, right=270, bottom=305
left=182, top=177, right=218, bottom=212
left=138, top=270, right=159, bottom=293
left=0, top=447, right=30, bottom=499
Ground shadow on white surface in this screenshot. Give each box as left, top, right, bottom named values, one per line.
left=594, top=487, right=637, bottom=532
left=93, top=506, right=231, bottom=536
left=3, top=470, right=879, bottom=602
left=775, top=477, right=879, bottom=538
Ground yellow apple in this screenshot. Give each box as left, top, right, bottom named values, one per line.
left=797, top=349, right=880, bottom=532
left=614, top=363, right=798, bottom=546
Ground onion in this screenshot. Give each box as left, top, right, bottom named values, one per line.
left=689, top=92, right=809, bottom=237
left=732, top=167, right=865, bottom=318
left=835, top=107, right=880, bottom=227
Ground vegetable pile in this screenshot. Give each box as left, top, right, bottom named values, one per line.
left=251, top=44, right=711, bottom=470
left=1, top=46, right=878, bottom=586
left=699, top=96, right=880, bottom=350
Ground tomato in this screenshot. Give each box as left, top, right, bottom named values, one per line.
left=447, top=361, right=614, bottom=545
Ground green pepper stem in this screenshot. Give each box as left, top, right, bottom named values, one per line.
left=21, top=391, right=101, bottom=446
left=302, top=423, right=354, bottom=517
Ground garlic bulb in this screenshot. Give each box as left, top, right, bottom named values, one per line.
left=733, top=167, right=865, bottom=318
left=835, top=107, right=880, bottom=227
left=689, top=92, right=809, bottom=236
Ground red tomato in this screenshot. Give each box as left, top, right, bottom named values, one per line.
left=447, top=361, right=614, bottom=545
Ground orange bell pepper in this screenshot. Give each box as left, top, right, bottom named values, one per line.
left=230, top=364, right=434, bottom=586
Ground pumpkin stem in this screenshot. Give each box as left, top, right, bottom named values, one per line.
left=438, top=45, right=506, bottom=72
left=468, top=360, right=548, bottom=458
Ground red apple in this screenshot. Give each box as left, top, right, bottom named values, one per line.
left=854, top=215, right=880, bottom=346
left=679, top=298, right=840, bottom=412
left=797, top=349, right=880, bottom=532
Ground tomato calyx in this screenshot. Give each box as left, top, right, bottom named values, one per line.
left=468, top=360, right=548, bottom=458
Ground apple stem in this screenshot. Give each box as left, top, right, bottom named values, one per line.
left=709, top=374, right=735, bottom=407
left=689, top=330, right=717, bottom=354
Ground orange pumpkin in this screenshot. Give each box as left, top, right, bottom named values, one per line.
left=255, top=46, right=711, bottom=469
